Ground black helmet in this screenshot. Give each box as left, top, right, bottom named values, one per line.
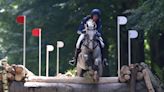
left=91, top=9, right=101, bottom=17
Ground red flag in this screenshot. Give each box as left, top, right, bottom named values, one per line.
left=32, top=28, right=41, bottom=37
left=16, top=16, right=25, bottom=24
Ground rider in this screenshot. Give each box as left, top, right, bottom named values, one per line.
left=70, top=9, right=105, bottom=65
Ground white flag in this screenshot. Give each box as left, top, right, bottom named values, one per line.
left=117, top=16, right=127, bottom=25
left=47, top=45, right=54, bottom=51
left=129, top=30, right=138, bottom=39
left=57, top=41, right=64, bottom=48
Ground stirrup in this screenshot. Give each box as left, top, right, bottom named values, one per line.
left=103, top=58, right=109, bottom=66
left=69, top=59, right=76, bottom=66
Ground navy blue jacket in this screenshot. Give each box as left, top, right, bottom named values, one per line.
left=78, top=15, right=102, bottom=34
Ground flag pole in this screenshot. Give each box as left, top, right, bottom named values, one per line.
left=56, top=41, right=64, bottom=75
left=39, top=29, right=41, bottom=76
left=117, top=18, right=121, bottom=77
left=46, top=48, right=49, bottom=77
left=117, top=16, right=127, bottom=77
left=128, top=30, right=138, bottom=66
left=46, top=45, right=54, bottom=77
left=56, top=46, right=59, bottom=75
left=23, top=16, right=26, bottom=67
left=128, top=33, right=131, bottom=66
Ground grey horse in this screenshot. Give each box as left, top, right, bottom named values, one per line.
left=76, top=29, right=103, bottom=81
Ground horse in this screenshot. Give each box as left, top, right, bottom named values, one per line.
left=76, top=26, right=103, bottom=81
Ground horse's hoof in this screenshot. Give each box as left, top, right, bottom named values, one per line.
left=93, top=71, right=99, bottom=82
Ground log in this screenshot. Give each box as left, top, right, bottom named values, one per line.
left=142, top=69, right=155, bottom=92
left=129, top=66, right=138, bottom=92
left=140, top=62, right=164, bottom=92
left=7, top=73, right=15, bottom=81
left=1, top=59, right=9, bottom=92
left=136, top=72, right=144, bottom=81
left=26, top=76, right=119, bottom=84
left=118, top=63, right=163, bottom=92
left=0, top=59, right=35, bottom=82
left=119, top=74, right=130, bottom=82
left=12, top=65, right=35, bottom=81
left=0, top=80, right=148, bottom=92
left=119, top=65, right=131, bottom=82
left=0, top=74, right=2, bottom=80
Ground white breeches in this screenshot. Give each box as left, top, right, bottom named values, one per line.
left=76, top=34, right=85, bottom=49
left=99, top=37, right=105, bottom=48
left=76, top=34, right=105, bottom=49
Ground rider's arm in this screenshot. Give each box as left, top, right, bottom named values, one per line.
left=77, top=16, right=90, bottom=34
left=96, top=19, right=102, bottom=34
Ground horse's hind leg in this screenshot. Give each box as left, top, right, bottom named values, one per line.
left=81, top=70, right=87, bottom=77
left=93, top=59, right=100, bottom=72
left=92, top=64, right=99, bottom=81
left=94, top=58, right=103, bottom=76
left=98, top=63, right=103, bottom=76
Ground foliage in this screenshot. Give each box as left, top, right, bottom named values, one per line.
left=65, top=68, right=76, bottom=77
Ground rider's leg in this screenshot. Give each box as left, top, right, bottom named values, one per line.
left=73, top=48, right=81, bottom=65
left=70, top=34, right=85, bottom=65
left=98, top=37, right=105, bottom=59
left=98, top=37, right=108, bottom=66
left=76, top=34, right=85, bottom=49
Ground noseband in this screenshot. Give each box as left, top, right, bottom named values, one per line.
left=83, top=34, right=99, bottom=50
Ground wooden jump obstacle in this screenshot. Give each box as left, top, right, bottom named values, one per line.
left=0, top=77, right=148, bottom=92
left=0, top=59, right=163, bottom=92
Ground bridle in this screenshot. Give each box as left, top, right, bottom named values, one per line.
left=82, top=19, right=99, bottom=51
left=83, top=31, right=99, bottom=51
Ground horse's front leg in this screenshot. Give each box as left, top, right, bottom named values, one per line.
left=92, top=58, right=102, bottom=81
left=76, top=65, right=83, bottom=77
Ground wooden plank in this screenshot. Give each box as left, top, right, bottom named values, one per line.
left=26, top=76, right=119, bottom=84
left=9, top=81, right=148, bottom=92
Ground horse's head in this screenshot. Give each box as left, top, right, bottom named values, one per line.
left=84, top=19, right=98, bottom=51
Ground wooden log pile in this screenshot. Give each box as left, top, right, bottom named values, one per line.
left=0, top=59, right=35, bottom=82
left=0, top=58, right=163, bottom=92
left=118, top=63, right=164, bottom=92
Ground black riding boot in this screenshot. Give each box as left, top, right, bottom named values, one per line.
left=101, top=47, right=104, bottom=60
left=74, top=48, right=81, bottom=65
left=101, top=47, right=108, bottom=66
left=69, top=48, right=81, bottom=66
